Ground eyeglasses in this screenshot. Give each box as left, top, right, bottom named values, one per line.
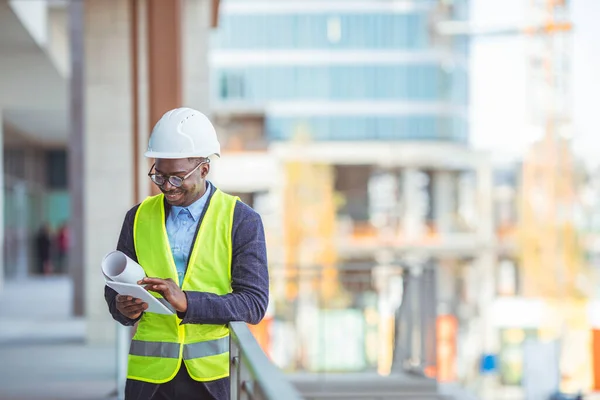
left=148, top=160, right=209, bottom=188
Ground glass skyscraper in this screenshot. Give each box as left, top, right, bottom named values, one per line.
left=210, top=0, right=469, bottom=142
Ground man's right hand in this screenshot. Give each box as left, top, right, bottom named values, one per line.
left=115, top=295, right=148, bottom=320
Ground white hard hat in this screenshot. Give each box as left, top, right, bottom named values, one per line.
left=144, top=107, right=220, bottom=159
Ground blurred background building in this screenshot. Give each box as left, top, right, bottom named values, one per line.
left=1, top=0, right=600, bottom=399
left=207, top=0, right=497, bottom=383
left=1, top=0, right=70, bottom=281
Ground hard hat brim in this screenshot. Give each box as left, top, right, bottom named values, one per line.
left=144, top=151, right=221, bottom=159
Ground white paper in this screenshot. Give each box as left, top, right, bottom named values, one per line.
left=106, top=281, right=174, bottom=315
left=102, top=250, right=174, bottom=315
left=102, top=250, right=146, bottom=284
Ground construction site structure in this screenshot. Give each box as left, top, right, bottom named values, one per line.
left=520, top=0, right=578, bottom=298
left=519, top=0, right=597, bottom=393
left=210, top=120, right=496, bottom=381
left=441, top=0, right=597, bottom=394
left=212, top=0, right=600, bottom=395
left=208, top=0, right=509, bottom=395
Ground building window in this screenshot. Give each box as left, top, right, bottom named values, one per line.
left=214, top=13, right=429, bottom=49
left=46, top=150, right=67, bottom=189
left=215, top=64, right=467, bottom=102
left=327, top=16, right=342, bottom=44
left=266, top=116, right=468, bottom=143
left=4, top=149, right=26, bottom=179
left=219, top=72, right=245, bottom=99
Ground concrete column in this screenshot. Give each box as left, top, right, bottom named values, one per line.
left=476, top=162, right=494, bottom=241
left=437, top=260, right=456, bottom=315
left=372, top=263, right=403, bottom=376
left=13, top=180, right=27, bottom=280
left=475, top=162, right=497, bottom=354
left=457, top=171, right=477, bottom=230
left=68, top=0, right=85, bottom=316
left=84, top=0, right=134, bottom=344
left=476, top=252, right=497, bottom=351
left=132, top=0, right=150, bottom=201
left=402, top=168, right=428, bottom=241
left=392, top=264, right=426, bottom=374
left=0, top=111, right=4, bottom=291
left=432, top=170, right=455, bottom=234
left=181, top=0, right=212, bottom=113
left=420, top=265, right=437, bottom=374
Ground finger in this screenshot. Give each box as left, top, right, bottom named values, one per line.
left=125, top=310, right=143, bottom=318
left=147, top=284, right=169, bottom=294
left=116, top=295, right=134, bottom=303
left=125, top=300, right=148, bottom=309
left=123, top=303, right=146, bottom=313
left=119, top=299, right=140, bottom=307
left=125, top=302, right=148, bottom=315
left=121, top=297, right=143, bottom=307
left=139, top=277, right=165, bottom=285
left=144, top=283, right=166, bottom=291
left=121, top=303, right=142, bottom=310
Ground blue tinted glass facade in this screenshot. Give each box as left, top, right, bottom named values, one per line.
left=217, top=65, right=468, bottom=104
left=267, top=116, right=467, bottom=142
left=450, top=0, right=470, bottom=57
left=213, top=13, right=429, bottom=49
left=211, top=3, right=469, bottom=143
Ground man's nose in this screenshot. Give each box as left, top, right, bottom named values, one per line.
left=162, top=180, right=175, bottom=191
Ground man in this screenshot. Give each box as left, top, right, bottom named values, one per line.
left=104, top=107, right=269, bottom=400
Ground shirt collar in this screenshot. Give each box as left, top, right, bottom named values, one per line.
left=170, top=181, right=211, bottom=222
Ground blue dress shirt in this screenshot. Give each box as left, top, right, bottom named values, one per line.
left=166, top=183, right=210, bottom=286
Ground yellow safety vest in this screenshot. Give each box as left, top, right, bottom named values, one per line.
left=128, top=189, right=237, bottom=384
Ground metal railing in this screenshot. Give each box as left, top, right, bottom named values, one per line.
left=115, top=262, right=437, bottom=399
left=115, top=322, right=304, bottom=400
left=229, top=321, right=304, bottom=400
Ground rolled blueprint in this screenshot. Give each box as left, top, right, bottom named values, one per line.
left=102, top=250, right=146, bottom=284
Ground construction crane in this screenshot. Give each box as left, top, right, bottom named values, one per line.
left=442, top=0, right=578, bottom=294
left=518, top=0, right=580, bottom=300
left=436, top=0, right=592, bottom=391
left=519, top=1, right=594, bottom=393
left=438, top=3, right=576, bottom=297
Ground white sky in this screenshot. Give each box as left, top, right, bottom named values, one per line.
left=469, top=0, right=599, bottom=168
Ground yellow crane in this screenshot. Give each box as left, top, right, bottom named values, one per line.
left=518, top=0, right=581, bottom=300
left=519, top=1, right=595, bottom=392
left=436, top=4, right=577, bottom=299
left=438, top=0, right=593, bottom=390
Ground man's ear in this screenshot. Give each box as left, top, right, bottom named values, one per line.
left=201, top=163, right=210, bottom=178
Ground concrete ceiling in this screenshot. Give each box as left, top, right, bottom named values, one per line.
left=0, top=0, right=68, bottom=146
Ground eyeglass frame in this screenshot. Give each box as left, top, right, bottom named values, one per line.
left=147, top=159, right=210, bottom=188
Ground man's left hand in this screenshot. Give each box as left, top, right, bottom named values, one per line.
left=139, top=277, right=188, bottom=313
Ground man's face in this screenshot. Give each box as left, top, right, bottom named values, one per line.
left=154, top=158, right=208, bottom=207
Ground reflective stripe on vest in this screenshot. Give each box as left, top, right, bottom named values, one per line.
left=130, top=340, right=180, bottom=359
left=128, top=189, right=237, bottom=384
left=183, top=337, right=229, bottom=359
left=129, top=336, right=229, bottom=360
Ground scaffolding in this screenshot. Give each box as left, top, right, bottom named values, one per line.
left=519, top=0, right=578, bottom=299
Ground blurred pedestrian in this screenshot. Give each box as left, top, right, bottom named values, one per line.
left=104, top=108, right=269, bottom=400
left=56, top=223, right=69, bottom=273
left=35, top=223, right=52, bottom=275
